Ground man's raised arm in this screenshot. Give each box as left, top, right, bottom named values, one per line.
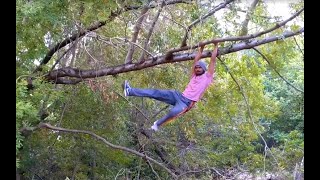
left=208, top=42, right=219, bottom=76
left=191, top=45, right=205, bottom=76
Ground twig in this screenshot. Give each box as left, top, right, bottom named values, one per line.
left=253, top=47, right=303, bottom=93
left=177, top=167, right=226, bottom=179
left=114, top=168, right=125, bottom=179
left=180, top=0, right=235, bottom=47
left=293, top=36, right=304, bottom=57
left=168, top=7, right=304, bottom=55
left=116, top=37, right=155, bottom=58
left=152, top=105, right=170, bottom=119
left=125, top=5, right=149, bottom=63
left=113, top=89, right=151, bottom=121
left=139, top=0, right=166, bottom=62
left=50, top=41, right=77, bottom=72
left=145, top=156, right=161, bottom=180
left=162, top=15, right=187, bottom=29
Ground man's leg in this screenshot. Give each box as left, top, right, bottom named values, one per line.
left=123, top=81, right=187, bottom=131
left=129, top=88, right=178, bottom=105
left=155, top=101, right=188, bottom=127
left=124, top=80, right=177, bottom=105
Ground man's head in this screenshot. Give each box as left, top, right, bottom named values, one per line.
left=194, top=61, right=207, bottom=76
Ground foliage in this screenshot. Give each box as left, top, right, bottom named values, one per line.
left=16, top=0, right=303, bottom=179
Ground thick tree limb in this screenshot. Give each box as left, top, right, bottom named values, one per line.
left=46, top=28, right=303, bottom=84
left=252, top=47, right=304, bottom=93
left=50, top=78, right=82, bottom=85
left=39, top=123, right=178, bottom=179
left=239, top=0, right=259, bottom=36
left=180, top=0, right=235, bottom=47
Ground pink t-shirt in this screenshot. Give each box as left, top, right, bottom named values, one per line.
left=182, top=72, right=213, bottom=102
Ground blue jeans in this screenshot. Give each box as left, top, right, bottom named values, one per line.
left=128, top=88, right=193, bottom=126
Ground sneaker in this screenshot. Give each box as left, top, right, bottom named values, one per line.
left=122, top=80, right=131, bottom=96
left=151, top=122, right=159, bottom=131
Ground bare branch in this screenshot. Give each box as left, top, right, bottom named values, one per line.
left=39, top=123, right=178, bottom=179
left=46, top=28, right=303, bottom=84
left=252, top=47, right=304, bottom=93
left=152, top=105, right=170, bottom=119
left=227, top=4, right=282, bottom=21
left=116, top=37, right=155, bottom=58
left=239, top=0, right=259, bottom=36
left=139, top=0, right=166, bottom=62
left=125, top=6, right=149, bottom=63
left=35, top=21, right=106, bottom=72
left=50, top=41, right=79, bottom=72
left=113, top=90, right=151, bottom=121
left=162, top=15, right=187, bottom=29
left=180, top=0, right=236, bottom=47
left=145, top=157, right=161, bottom=180
left=169, top=7, right=304, bottom=55
left=293, top=36, right=304, bottom=57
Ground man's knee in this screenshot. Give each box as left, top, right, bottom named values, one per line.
left=171, top=106, right=186, bottom=116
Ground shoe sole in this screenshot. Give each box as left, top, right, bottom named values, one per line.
left=122, top=81, right=127, bottom=96
left=151, top=125, right=159, bottom=131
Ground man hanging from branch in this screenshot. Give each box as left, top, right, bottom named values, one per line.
left=122, top=42, right=219, bottom=131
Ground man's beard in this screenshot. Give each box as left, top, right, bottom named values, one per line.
left=195, top=70, right=205, bottom=76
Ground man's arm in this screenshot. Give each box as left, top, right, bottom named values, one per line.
left=191, top=45, right=205, bottom=76
left=208, top=42, right=219, bottom=76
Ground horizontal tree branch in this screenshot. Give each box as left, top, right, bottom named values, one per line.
left=39, top=123, right=178, bottom=179
left=46, top=28, right=304, bottom=84
left=50, top=78, right=83, bottom=84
